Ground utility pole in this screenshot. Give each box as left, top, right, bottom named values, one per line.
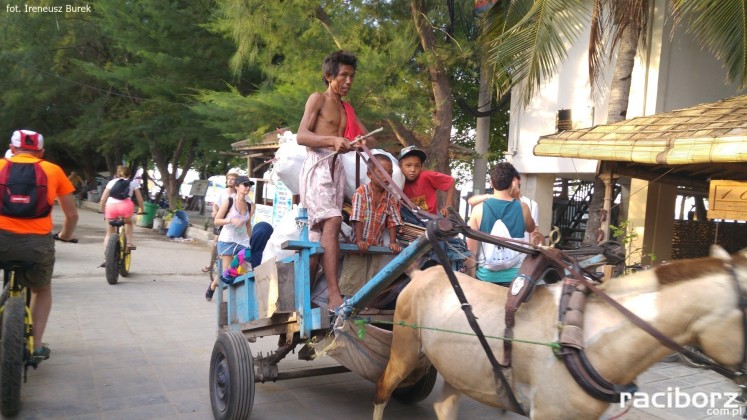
left=473, top=0, right=496, bottom=197
left=474, top=62, right=490, bottom=196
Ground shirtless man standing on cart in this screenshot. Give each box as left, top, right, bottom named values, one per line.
left=296, top=51, right=376, bottom=311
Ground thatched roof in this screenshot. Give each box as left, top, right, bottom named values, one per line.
left=231, top=128, right=287, bottom=152
left=533, top=95, right=747, bottom=187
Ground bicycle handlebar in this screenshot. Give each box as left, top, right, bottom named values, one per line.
left=53, top=232, right=78, bottom=243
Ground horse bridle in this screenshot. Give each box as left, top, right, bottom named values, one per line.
left=563, top=258, right=747, bottom=404
left=426, top=214, right=747, bottom=413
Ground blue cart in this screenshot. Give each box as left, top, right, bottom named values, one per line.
left=208, top=209, right=438, bottom=419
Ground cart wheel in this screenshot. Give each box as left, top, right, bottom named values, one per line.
left=392, top=365, right=437, bottom=404
left=1, top=296, right=25, bottom=417
left=210, top=331, right=254, bottom=420
left=105, top=234, right=120, bottom=285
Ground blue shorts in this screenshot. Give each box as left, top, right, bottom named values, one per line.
left=217, top=241, right=246, bottom=257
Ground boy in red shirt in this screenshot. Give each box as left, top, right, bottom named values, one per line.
left=398, top=146, right=455, bottom=218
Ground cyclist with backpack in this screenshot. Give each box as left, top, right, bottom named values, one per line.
left=0, top=129, right=79, bottom=361
left=100, top=165, right=144, bottom=257
left=465, top=162, right=537, bottom=286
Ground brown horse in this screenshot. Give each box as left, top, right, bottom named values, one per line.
left=373, top=246, right=747, bottom=419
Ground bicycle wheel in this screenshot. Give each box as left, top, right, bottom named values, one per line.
left=119, top=232, right=131, bottom=277
left=105, top=234, right=120, bottom=285
left=1, top=296, right=25, bottom=417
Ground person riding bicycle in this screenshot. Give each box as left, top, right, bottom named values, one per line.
left=0, top=129, right=79, bottom=361
left=100, top=165, right=145, bottom=262
left=67, top=171, right=84, bottom=202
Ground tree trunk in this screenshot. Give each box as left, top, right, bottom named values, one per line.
left=386, top=118, right=421, bottom=149
left=410, top=0, right=453, bottom=174
left=147, top=133, right=196, bottom=210
left=583, top=23, right=640, bottom=246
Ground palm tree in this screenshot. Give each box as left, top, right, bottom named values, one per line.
left=479, top=0, right=747, bottom=245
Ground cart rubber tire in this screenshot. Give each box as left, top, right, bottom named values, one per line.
left=119, top=234, right=131, bottom=277
left=1, top=296, right=25, bottom=417
left=105, top=234, right=119, bottom=285
left=210, top=331, right=254, bottom=420
left=392, top=365, right=437, bottom=404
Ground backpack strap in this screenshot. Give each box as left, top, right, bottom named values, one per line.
left=478, top=199, right=519, bottom=262
left=482, top=198, right=515, bottom=231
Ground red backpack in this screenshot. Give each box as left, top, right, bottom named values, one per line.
left=0, top=159, right=52, bottom=219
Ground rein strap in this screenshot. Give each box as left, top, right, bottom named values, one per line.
left=426, top=219, right=526, bottom=416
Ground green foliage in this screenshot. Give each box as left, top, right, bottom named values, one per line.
left=610, top=220, right=656, bottom=272
left=673, top=0, right=747, bottom=89
left=0, top=0, right=513, bottom=185
left=200, top=0, right=504, bottom=174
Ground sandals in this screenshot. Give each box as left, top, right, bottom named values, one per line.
left=201, top=266, right=211, bottom=273
left=33, top=344, right=51, bottom=361
left=205, top=284, right=215, bottom=301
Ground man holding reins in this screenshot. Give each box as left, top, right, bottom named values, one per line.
left=296, top=51, right=377, bottom=311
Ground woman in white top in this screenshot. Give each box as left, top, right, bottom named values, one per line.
left=205, top=175, right=254, bottom=300
left=100, top=165, right=145, bottom=250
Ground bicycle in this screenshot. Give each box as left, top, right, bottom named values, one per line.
left=105, top=217, right=135, bottom=285
left=0, top=261, right=38, bottom=417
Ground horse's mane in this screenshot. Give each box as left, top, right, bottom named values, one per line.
left=600, top=255, right=730, bottom=296
left=652, top=257, right=726, bottom=285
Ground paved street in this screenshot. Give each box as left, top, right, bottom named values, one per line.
left=4, top=204, right=741, bottom=419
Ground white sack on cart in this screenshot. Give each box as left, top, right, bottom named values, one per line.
left=261, top=207, right=301, bottom=264
left=274, top=130, right=405, bottom=200
left=341, top=149, right=405, bottom=199
left=273, top=132, right=306, bottom=194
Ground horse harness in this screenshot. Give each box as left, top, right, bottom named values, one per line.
left=553, top=256, right=747, bottom=405
left=425, top=215, right=747, bottom=414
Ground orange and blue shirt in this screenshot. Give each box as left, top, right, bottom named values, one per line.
left=351, top=184, right=402, bottom=246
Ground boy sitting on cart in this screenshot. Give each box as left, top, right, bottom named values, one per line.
left=340, top=154, right=403, bottom=299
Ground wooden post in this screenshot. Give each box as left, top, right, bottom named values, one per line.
left=600, top=169, right=615, bottom=243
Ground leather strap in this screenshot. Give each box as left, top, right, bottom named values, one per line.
left=426, top=218, right=526, bottom=416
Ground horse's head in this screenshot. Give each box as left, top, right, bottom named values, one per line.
left=689, top=246, right=747, bottom=370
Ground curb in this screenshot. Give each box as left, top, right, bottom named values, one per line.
left=80, top=200, right=213, bottom=247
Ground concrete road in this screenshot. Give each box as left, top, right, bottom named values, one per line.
left=6, top=205, right=739, bottom=419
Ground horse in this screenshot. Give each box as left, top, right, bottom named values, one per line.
left=373, top=246, right=747, bottom=419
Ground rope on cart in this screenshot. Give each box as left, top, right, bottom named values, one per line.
left=352, top=318, right=561, bottom=351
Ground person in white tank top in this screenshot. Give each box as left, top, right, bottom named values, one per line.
left=205, top=175, right=254, bottom=300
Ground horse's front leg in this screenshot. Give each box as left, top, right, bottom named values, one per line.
left=373, top=324, right=422, bottom=419
left=433, top=380, right=461, bottom=420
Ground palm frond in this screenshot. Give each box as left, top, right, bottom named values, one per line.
left=673, top=0, right=747, bottom=89
left=479, top=0, right=590, bottom=107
